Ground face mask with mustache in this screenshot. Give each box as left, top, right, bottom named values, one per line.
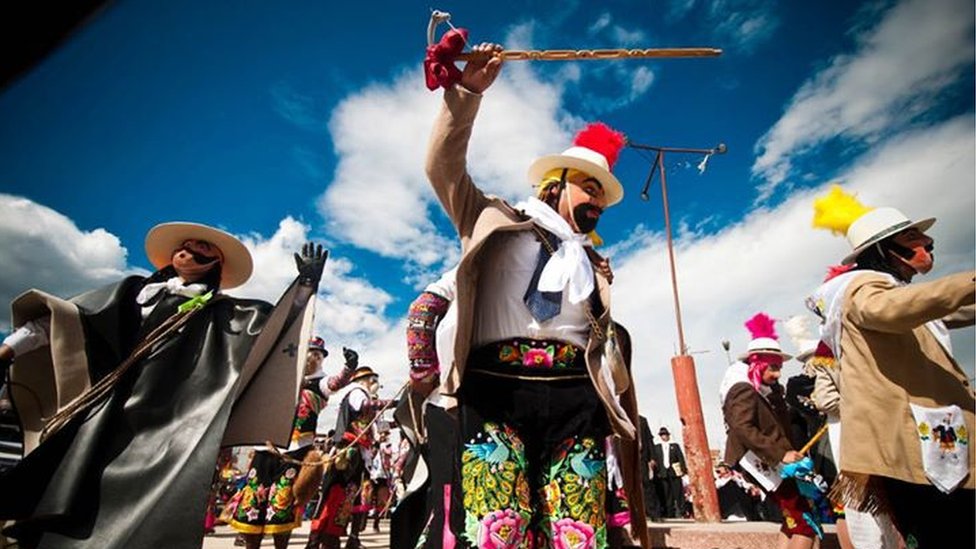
left=572, top=203, right=602, bottom=234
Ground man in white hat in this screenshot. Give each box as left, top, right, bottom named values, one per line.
left=720, top=313, right=817, bottom=549
left=420, top=42, right=647, bottom=548
left=811, top=187, right=975, bottom=548
left=0, top=222, right=327, bottom=549
left=307, top=365, right=390, bottom=549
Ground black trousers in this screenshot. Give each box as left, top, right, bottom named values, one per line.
left=659, top=475, right=684, bottom=518
left=883, top=478, right=974, bottom=549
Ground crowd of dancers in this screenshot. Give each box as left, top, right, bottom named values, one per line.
left=0, top=39, right=971, bottom=549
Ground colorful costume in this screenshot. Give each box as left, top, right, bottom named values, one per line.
left=811, top=187, right=975, bottom=548
left=227, top=340, right=355, bottom=537
left=720, top=313, right=818, bottom=540
left=307, top=367, right=388, bottom=549
left=0, top=223, right=324, bottom=549
left=421, top=84, right=647, bottom=548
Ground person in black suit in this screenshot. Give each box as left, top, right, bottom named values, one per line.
left=638, top=416, right=663, bottom=520
left=652, top=427, right=687, bottom=518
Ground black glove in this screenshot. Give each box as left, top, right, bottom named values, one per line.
left=342, top=347, right=358, bottom=370
left=294, top=242, right=328, bottom=287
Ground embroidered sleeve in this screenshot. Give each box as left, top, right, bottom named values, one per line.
left=323, top=366, right=354, bottom=395
left=407, top=291, right=451, bottom=380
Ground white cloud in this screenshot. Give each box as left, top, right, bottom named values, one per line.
left=316, top=65, right=571, bottom=275
left=684, top=0, right=779, bottom=53
left=589, top=13, right=612, bottom=34
left=752, top=0, right=975, bottom=201
left=668, top=0, right=697, bottom=21
left=587, top=12, right=648, bottom=45
left=229, top=217, right=394, bottom=349
left=230, top=216, right=312, bottom=302
left=0, top=205, right=394, bottom=368
left=630, top=66, right=655, bottom=98
left=0, top=195, right=131, bottom=331
left=610, top=115, right=974, bottom=447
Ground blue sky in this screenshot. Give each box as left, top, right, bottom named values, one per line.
left=1, top=0, right=973, bottom=443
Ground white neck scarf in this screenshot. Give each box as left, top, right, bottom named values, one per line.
left=515, top=197, right=595, bottom=304
left=136, top=276, right=209, bottom=306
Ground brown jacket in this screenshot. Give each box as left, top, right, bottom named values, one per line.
left=723, top=382, right=794, bottom=466
left=425, top=85, right=635, bottom=438
left=839, top=270, right=976, bottom=488
left=426, top=85, right=648, bottom=545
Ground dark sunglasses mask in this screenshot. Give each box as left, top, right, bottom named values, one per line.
left=179, top=246, right=221, bottom=265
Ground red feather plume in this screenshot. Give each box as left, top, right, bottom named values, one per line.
left=823, top=263, right=856, bottom=282
left=573, top=123, right=626, bottom=169
left=744, top=312, right=778, bottom=340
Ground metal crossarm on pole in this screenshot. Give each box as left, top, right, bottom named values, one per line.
left=629, top=140, right=727, bottom=523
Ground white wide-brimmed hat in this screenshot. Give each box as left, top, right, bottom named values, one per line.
left=145, top=222, right=253, bottom=289
left=842, top=207, right=935, bottom=265
left=738, top=337, right=793, bottom=361
left=527, top=123, right=626, bottom=207
left=784, top=315, right=818, bottom=363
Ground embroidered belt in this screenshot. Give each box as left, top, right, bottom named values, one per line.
left=468, top=338, right=588, bottom=380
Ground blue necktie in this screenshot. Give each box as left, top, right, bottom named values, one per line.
left=523, top=230, right=562, bottom=322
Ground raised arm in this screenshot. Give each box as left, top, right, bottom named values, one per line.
left=847, top=271, right=976, bottom=333
left=424, top=43, right=503, bottom=238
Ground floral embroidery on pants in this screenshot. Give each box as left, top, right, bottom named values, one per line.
left=539, top=437, right=607, bottom=549
left=461, top=422, right=532, bottom=548
left=460, top=425, right=609, bottom=549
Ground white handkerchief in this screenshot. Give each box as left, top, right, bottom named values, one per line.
left=909, top=403, right=970, bottom=494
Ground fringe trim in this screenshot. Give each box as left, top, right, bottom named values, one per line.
left=829, top=472, right=892, bottom=516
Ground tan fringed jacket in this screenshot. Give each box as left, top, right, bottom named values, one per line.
left=839, top=271, right=976, bottom=489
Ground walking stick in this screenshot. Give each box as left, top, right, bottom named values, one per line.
left=428, top=10, right=722, bottom=60
left=799, top=423, right=829, bottom=455
left=424, top=10, right=722, bottom=90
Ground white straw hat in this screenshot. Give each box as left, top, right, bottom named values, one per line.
left=145, top=222, right=253, bottom=289
left=843, top=207, right=935, bottom=265
left=737, top=337, right=793, bottom=361
left=528, top=146, right=624, bottom=207
left=527, top=123, right=626, bottom=207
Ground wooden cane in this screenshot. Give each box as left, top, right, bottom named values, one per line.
left=456, top=47, right=722, bottom=61
left=799, top=423, right=830, bottom=455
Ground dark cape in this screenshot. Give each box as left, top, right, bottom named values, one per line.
left=0, top=275, right=313, bottom=548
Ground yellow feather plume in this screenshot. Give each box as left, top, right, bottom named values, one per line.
left=812, top=185, right=874, bottom=236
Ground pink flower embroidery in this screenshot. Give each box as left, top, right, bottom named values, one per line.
left=478, top=509, right=523, bottom=549
left=522, top=347, right=554, bottom=368
left=551, top=518, right=596, bottom=549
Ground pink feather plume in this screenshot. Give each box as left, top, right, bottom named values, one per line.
left=573, top=123, right=626, bottom=169
left=744, top=312, right=778, bottom=340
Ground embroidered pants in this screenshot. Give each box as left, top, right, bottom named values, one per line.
left=432, top=350, right=612, bottom=549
